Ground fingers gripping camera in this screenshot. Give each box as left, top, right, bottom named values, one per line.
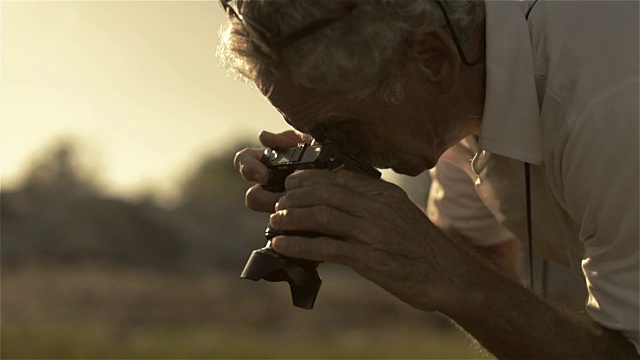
left=262, top=142, right=380, bottom=192
left=240, top=129, right=381, bottom=309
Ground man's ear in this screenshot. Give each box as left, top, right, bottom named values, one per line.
left=410, top=27, right=460, bottom=94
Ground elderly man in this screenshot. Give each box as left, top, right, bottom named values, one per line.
left=226, top=0, right=639, bottom=357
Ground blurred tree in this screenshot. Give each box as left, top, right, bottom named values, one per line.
left=2, top=138, right=280, bottom=272
left=177, top=140, right=256, bottom=206
left=2, top=136, right=192, bottom=270
left=18, top=138, right=103, bottom=198
left=172, top=140, right=268, bottom=271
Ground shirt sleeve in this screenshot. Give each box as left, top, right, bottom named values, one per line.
left=560, top=84, right=639, bottom=352
left=427, top=137, right=516, bottom=247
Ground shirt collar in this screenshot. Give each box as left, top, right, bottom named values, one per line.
left=478, top=1, right=542, bottom=165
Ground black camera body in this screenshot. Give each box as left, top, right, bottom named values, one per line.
left=240, top=132, right=381, bottom=309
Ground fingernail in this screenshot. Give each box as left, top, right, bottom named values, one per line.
left=269, top=211, right=281, bottom=226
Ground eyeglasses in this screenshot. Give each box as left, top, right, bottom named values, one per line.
left=220, top=0, right=356, bottom=61
left=220, top=0, right=483, bottom=66
left=433, top=0, right=484, bottom=67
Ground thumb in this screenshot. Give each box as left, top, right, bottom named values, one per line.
left=259, top=130, right=312, bottom=148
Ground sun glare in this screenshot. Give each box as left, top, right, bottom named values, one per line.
left=1, top=1, right=288, bottom=198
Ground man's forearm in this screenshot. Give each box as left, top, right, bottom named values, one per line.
left=443, top=227, right=521, bottom=281
left=438, top=243, right=638, bottom=359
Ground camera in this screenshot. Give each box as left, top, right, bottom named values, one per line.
left=240, top=128, right=381, bottom=309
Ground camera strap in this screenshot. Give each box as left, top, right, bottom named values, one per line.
left=524, top=0, right=547, bottom=297
left=525, top=163, right=548, bottom=297
left=525, top=163, right=534, bottom=290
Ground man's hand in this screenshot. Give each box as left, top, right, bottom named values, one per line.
left=236, top=153, right=639, bottom=358
left=268, top=168, right=461, bottom=311
left=233, top=130, right=311, bottom=212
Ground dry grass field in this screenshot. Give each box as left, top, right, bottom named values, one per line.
left=2, top=264, right=488, bottom=359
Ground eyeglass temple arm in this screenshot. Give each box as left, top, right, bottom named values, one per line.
left=433, top=1, right=484, bottom=67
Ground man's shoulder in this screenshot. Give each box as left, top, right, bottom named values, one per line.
left=530, top=1, right=638, bottom=120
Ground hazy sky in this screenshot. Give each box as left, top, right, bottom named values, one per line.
left=1, top=1, right=291, bottom=198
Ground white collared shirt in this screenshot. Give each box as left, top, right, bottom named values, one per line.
left=427, top=0, right=639, bottom=351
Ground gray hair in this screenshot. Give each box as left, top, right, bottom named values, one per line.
left=218, top=0, right=484, bottom=103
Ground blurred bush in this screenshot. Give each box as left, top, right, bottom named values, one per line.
left=18, top=138, right=104, bottom=198
left=170, top=140, right=267, bottom=271
left=1, top=138, right=483, bottom=359
left=1, top=138, right=266, bottom=273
